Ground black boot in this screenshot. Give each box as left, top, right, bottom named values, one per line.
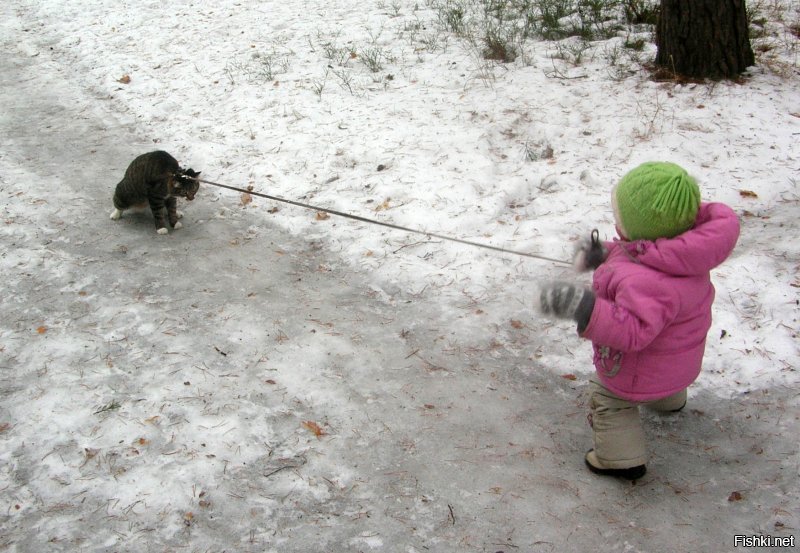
left=585, top=450, right=646, bottom=480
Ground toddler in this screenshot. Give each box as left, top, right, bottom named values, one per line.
left=537, top=162, right=740, bottom=479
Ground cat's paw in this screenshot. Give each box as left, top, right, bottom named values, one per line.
left=176, top=210, right=184, bottom=219
left=156, top=227, right=168, bottom=235
left=110, top=209, right=122, bottom=220
left=174, top=221, right=183, bottom=230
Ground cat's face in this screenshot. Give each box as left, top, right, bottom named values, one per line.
left=173, top=169, right=200, bottom=200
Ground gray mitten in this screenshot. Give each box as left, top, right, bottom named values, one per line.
left=537, top=281, right=596, bottom=332
left=573, top=229, right=607, bottom=272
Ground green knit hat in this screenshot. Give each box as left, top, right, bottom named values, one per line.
left=613, top=162, right=701, bottom=241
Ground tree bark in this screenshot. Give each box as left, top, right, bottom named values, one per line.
left=656, top=0, right=755, bottom=79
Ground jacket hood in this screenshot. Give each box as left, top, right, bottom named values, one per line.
left=617, top=202, right=740, bottom=277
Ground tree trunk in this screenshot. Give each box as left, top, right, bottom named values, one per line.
left=655, top=0, right=755, bottom=80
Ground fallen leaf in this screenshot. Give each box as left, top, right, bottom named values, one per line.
left=240, top=192, right=252, bottom=206
left=265, top=379, right=277, bottom=385
left=510, top=319, right=524, bottom=329
left=0, top=422, right=11, bottom=433
left=561, top=374, right=578, bottom=381
left=136, top=437, right=150, bottom=446
left=267, top=206, right=279, bottom=214
left=315, top=211, right=330, bottom=221
left=302, top=420, right=326, bottom=438
left=118, top=74, right=131, bottom=84
left=728, top=491, right=744, bottom=502
left=739, top=190, right=758, bottom=198
left=36, top=326, right=47, bottom=334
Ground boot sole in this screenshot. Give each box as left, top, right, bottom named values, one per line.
left=585, top=450, right=646, bottom=480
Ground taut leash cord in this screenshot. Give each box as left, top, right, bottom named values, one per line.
left=190, top=176, right=572, bottom=266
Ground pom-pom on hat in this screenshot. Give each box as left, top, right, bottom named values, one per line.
left=613, top=162, right=701, bottom=241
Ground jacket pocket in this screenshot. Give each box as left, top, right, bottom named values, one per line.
left=595, top=345, right=624, bottom=378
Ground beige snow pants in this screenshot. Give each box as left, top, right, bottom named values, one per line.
left=588, top=376, right=687, bottom=468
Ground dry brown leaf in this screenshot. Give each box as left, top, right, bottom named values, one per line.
left=302, top=420, right=326, bottom=438
left=118, top=74, right=131, bottom=84
left=315, top=211, right=330, bottom=221
left=561, top=374, right=578, bottom=381
left=728, top=491, right=744, bottom=502
left=240, top=193, right=252, bottom=206
left=510, top=319, right=524, bottom=329
left=739, top=190, right=758, bottom=198
left=36, top=326, right=47, bottom=334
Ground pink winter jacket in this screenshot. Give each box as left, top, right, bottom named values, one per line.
left=580, top=203, right=740, bottom=402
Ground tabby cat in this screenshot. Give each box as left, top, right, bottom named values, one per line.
left=110, top=151, right=200, bottom=234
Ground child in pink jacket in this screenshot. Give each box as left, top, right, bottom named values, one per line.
left=537, top=162, right=740, bottom=479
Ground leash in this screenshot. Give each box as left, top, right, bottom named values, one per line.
left=188, top=175, right=572, bottom=266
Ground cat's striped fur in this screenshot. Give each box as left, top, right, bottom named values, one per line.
left=110, top=151, right=200, bottom=234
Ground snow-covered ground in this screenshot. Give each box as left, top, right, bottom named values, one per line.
left=1, top=1, right=798, bottom=551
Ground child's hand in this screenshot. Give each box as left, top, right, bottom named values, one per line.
left=573, top=229, right=607, bottom=272
left=536, top=281, right=596, bottom=332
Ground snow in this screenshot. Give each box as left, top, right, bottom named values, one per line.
left=1, top=0, right=799, bottom=551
